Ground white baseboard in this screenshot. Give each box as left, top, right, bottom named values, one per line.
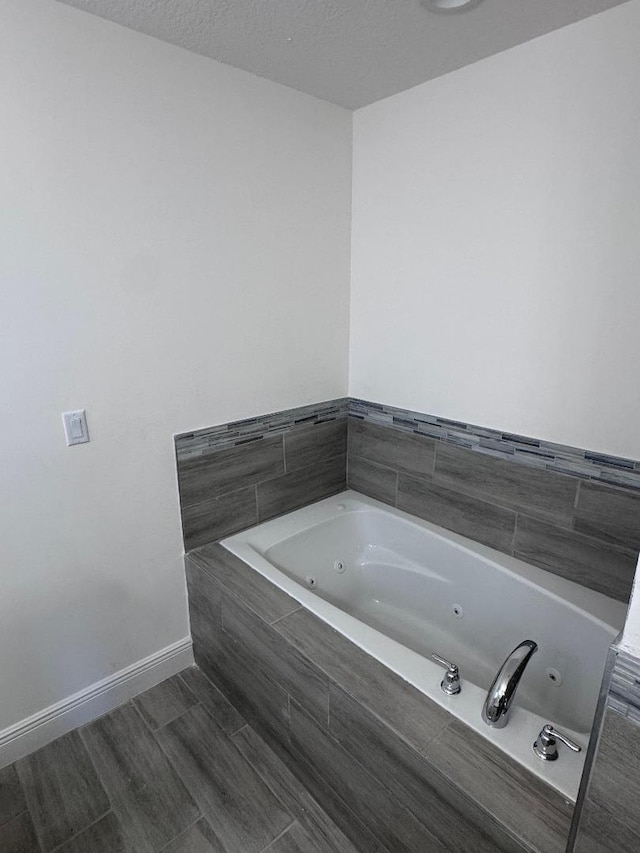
left=0, top=636, right=193, bottom=768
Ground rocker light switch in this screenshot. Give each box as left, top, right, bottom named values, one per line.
left=62, top=410, right=90, bottom=446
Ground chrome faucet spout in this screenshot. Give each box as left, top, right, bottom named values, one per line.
left=482, top=640, right=537, bottom=728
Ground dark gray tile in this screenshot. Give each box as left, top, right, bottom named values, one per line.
left=188, top=544, right=300, bottom=625
left=265, top=821, right=331, bottom=853
left=513, top=515, right=636, bottom=602
left=0, top=811, right=40, bottom=853
left=0, top=764, right=26, bottom=827
left=55, top=812, right=134, bottom=853
left=397, top=474, right=516, bottom=552
left=222, top=593, right=329, bottom=725
left=156, top=705, right=292, bottom=853
left=231, top=726, right=361, bottom=853
left=273, top=609, right=449, bottom=758
left=574, top=801, right=640, bottom=853
left=348, top=418, right=435, bottom=477
left=256, top=733, right=390, bottom=853
left=575, top=481, right=640, bottom=550
left=586, top=707, right=640, bottom=838
left=346, top=456, right=397, bottom=505
left=434, top=443, right=577, bottom=524
left=285, top=420, right=347, bottom=473
left=424, top=720, right=572, bottom=853
left=289, top=701, right=445, bottom=853
left=179, top=667, right=245, bottom=736
left=160, top=818, right=226, bottom=853
left=328, top=687, right=525, bottom=853
left=256, top=454, right=346, bottom=523
left=178, top=435, right=284, bottom=507
left=195, top=615, right=291, bottom=747
left=133, top=674, right=199, bottom=731
left=182, top=487, right=257, bottom=550
left=17, top=729, right=110, bottom=852
left=186, top=559, right=224, bottom=678
left=81, top=703, right=199, bottom=853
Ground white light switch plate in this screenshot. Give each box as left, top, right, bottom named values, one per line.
left=62, top=410, right=90, bottom=446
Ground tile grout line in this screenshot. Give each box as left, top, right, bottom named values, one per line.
left=46, top=807, right=113, bottom=853
left=155, top=814, right=205, bottom=853
left=259, top=819, right=298, bottom=852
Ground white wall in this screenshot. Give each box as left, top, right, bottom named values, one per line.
left=350, top=0, right=640, bottom=460
left=0, top=0, right=351, bottom=735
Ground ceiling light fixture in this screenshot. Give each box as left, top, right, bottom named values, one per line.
left=425, top=0, right=485, bottom=12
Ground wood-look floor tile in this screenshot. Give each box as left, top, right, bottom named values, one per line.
left=134, top=674, right=199, bottom=731
left=156, top=704, right=292, bottom=853
left=0, top=764, right=26, bottom=826
left=159, top=818, right=227, bottom=853
left=179, top=667, right=245, bottom=735
left=81, top=703, right=199, bottom=853
left=54, top=812, right=134, bottom=853
left=231, top=726, right=361, bottom=853
left=0, top=811, right=40, bottom=853
left=17, top=730, right=109, bottom=852
left=264, top=821, right=331, bottom=853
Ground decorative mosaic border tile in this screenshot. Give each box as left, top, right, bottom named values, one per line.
left=607, top=648, right=640, bottom=724
left=349, top=398, right=640, bottom=493
left=175, top=398, right=348, bottom=461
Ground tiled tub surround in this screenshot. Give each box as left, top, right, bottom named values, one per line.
left=175, top=397, right=640, bottom=600
left=175, top=399, right=347, bottom=549
left=348, top=400, right=640, bottom=602
left=570, top=648, right=640, bottom=852
left=186, top=543, right=575, bottom=853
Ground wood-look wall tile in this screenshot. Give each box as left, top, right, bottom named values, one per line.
left=346, top=456, right=397, bottom=505
left=182, top=487, right=257, bottom=551
left=160, top=818, right=226, bottom=853
left=513, top=516, right=636, bottom=602
left=0, top=764, right=26, bottom=827
left=285, top=420, right=347, bottom=473
left=0, top=811, right=40, bottom=853
left=575, top=481, right=640, bottom=551
left=17, top=730, right=109, bottom=852
left=348, top=419, right=435, bottom=477
left=179, top=667, right=245, bottom=736
left=586, top=707, right=640, bottom=838
left=55, top=812, right=134, bottom=853
left=81, top=704, right=199, bottom=853
left=424, top=720, right=572, bottom=853
left=186, top=559, right=224, bottom=677
left=574, top=802, right=640, bottom=853
left=397, top=474, right=516, bottom=552
left=257, top=454, right=346, bottom=523
left=133, top=674, right=199, bottom=731
left=289, top=702, right=446, bottom=853
left=274, top=609, right=450, bottom=755
left=328, top=687, right=526, bottom=853
left=188, top=544, right=299, bottom=625
left=222, top=593, right=329, bottom=725
left=197, top=620, right=290, bottom=745
left=156, top=705, right=292, bottom=853
left=178, top=435, right=284, bottom=507
left=231, top=725, right=361, bottom=853
left=434, top=443, right=577, bottom=525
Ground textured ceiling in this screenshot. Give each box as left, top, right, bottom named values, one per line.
left=57, top=0, right=630, bottom=108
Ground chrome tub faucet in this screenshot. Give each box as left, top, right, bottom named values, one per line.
left=482, top=640, right=538, bottom=728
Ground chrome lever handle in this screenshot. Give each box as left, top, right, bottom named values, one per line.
left=533, top=724, right=582, bottom=761
left=431, top=653, right=458, bottom=673
left=431, top=653, right=461, bottom=695
left=549, top=726, right=581, bottom=752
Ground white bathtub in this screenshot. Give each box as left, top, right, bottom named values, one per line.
left=222, top=491, right=626, bottom=801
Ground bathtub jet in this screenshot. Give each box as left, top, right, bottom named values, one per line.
left=482, top=640, right=538, bottom=729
